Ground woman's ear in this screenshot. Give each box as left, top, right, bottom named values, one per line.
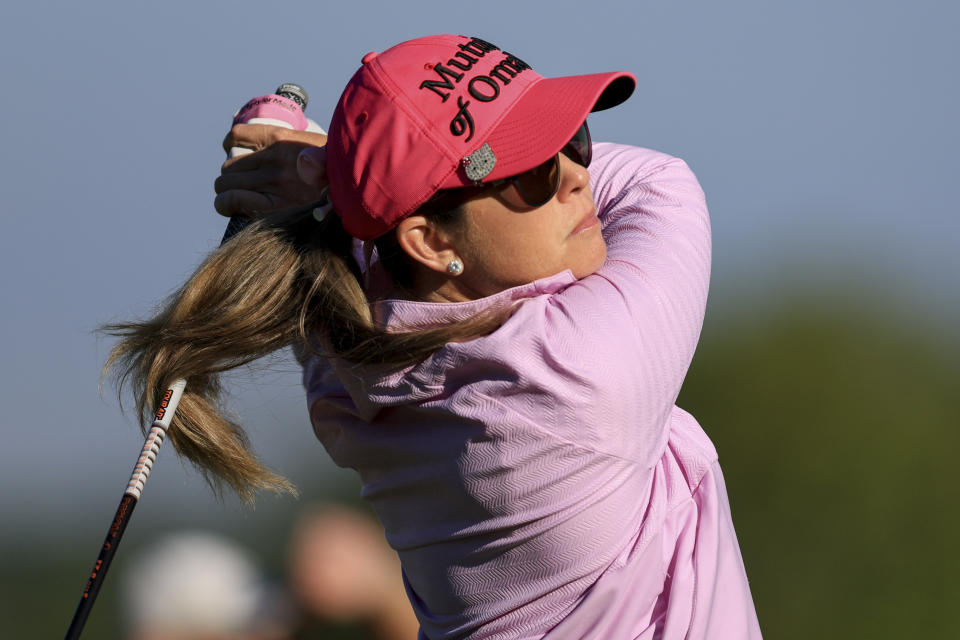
left=395, top=215, right=459, bottom=274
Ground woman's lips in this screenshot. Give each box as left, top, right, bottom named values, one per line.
left=570, top=209, right=599, bottom=235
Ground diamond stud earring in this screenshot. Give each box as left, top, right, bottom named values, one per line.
left=447, top=259, right=464, bottom=275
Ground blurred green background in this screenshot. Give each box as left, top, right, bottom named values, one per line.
left=681, top=290, right=959, bottom=638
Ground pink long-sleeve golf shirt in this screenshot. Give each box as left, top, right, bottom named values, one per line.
left=302, top=143, right=762, bottom=639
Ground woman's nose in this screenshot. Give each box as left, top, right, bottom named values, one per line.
left=555, top=153, right=590, bottom=201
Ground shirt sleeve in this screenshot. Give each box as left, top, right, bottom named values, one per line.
left=538, top=143, right=711, bottom=461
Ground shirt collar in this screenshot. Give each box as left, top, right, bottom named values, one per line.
left=372, top=271, right=578, bottom=332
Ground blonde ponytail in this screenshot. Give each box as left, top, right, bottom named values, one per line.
left=103, top=206, right=502, bottom=502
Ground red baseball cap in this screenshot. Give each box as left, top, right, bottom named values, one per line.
left=326, top=34, right=636, bottom=240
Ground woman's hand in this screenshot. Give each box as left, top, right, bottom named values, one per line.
left=214, top=124, right=329, bottom=218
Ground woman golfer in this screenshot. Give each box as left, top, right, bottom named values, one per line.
left=109, top=34, right=762, bottom=639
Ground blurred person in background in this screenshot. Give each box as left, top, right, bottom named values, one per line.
left=123, top=531, right=291, bottom=640
left=288, top=505, right=420, bottom=639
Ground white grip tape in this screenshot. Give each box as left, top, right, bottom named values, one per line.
left=124, top=379, right=187, bottom=499
left=125, top=425, right=166, bottom=500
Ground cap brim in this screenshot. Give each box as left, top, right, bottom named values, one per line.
left=441, top=71, right=636, bottom=187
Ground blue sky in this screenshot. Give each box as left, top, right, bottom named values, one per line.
left=1, top=0, right=957, bottom=537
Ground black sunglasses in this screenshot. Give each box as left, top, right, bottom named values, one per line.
left=487, top=121, right=593, bottom=208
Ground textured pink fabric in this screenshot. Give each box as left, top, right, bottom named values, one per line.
left=302, top=143, right=762, bottom=639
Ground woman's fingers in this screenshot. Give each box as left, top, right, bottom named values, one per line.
left=222, top=123, right=328, bottom=158
left=214, top=167, right=262, bottom=194
left=215, top=125, right=329, bottom=218
left=221, top=123, right=281, bottom=155
left=213, top=189, right=280, bottom=217
left=297, top=146, right=328, bottom=187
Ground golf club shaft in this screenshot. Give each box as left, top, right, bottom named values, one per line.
left=64, top=379, right=186, bottom=640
